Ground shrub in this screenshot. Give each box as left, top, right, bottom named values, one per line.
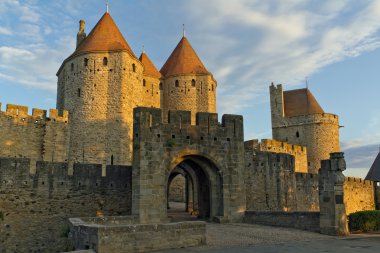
left=348, top=210, right=380, bottom=232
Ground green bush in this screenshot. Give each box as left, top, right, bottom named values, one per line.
left=348, top=210, right=380, bottom=232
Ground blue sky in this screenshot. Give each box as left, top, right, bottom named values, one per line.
left=0, top=0, right=379, bottom=177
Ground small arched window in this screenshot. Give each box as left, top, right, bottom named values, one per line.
left=211, top=84, right=214, bottom=91
left=296, top=131, right=300, bottom=138
left=71, top=63, right=74, bottom=72
left=132, top=63, right=136, bottom=72
left=175, top=80, right=179, bottom=87
left=84, top=58, right=88, bottom=67
left=191, top=79, right=196, bottom=87
left=143, top=79, right=146, bottom=87
left=103, top=57, right=108, bottom=66
left=77, top=88, right=81, bottom=97
left=159, top=83, right=163, bottom=90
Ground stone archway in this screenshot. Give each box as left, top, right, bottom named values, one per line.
left=167, top=155, right=224, bottom=221
left=132, top=107, right=246, bottom=224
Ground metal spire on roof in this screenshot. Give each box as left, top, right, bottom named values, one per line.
left=183, top=24, right=186, bottom=37
left=142, top=44, right=145, bottom=54
left=106, top=2, right=109, bottom=13
left=305, top=76, right=308, bottom=89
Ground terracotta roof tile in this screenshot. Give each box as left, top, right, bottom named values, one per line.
left=72, top=12, right=136, bottom=58
left=283, top=88, right=324, bottom=117
left=365, top=152, right=380, bottom=181
left=139, top=52, right=161, bottom=78
left=160, top=37, right=209, bottom=78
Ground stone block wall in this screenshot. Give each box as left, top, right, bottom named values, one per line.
left=244, top=211, right=320, bottom=232
left=0, top=157, right=132, bottom=253
left=344, top=177, right=375, bottom=215
left=245, top=139, right=308, bottom=173
left=69, top=217, right=206, bottom=252
left=0, top=104, right=69, bottom=173
left=161, top=75, right=216, bottom=124
left=244, top=149, right=319, bottom=212
left=168, top=174, right=186, bottom=203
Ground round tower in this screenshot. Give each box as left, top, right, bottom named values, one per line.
left=56, top=12, right=145, bottom=171
left=138, top=50, right=162, bottom=109
left=270, top=84, right=340, bottom=174
left=160, top=36, right=217, bottom=124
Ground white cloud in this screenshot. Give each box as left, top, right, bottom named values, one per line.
left=0, top=27, right=12, bottom=35
left=184, top=0, right=380, bottom=116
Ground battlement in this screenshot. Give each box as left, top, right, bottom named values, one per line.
left=273, top=112, right=339, bottom=128
left=251, top=151, right=295, bottom=173
left=0, top=102, right=69, bottom=122
left=133, top=107, right=243, bottom=140
left=0, top=157, right=132, bottom=190
left=345, top=176, right=374, bottom=186
left=260, top=139, right=306, bottom=153
left=295, top=172, right=316, bottom=180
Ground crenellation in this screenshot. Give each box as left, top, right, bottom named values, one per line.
left=6, top=104, right=28, bottom=117
left=49, top=109, right=69, bottom=122
left=168, top=110, right=191, bottom=127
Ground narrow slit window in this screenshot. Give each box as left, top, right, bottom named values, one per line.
left=132, top=63, right=136, bottom=72
left=143, top=79, right=146, bottom=87
left=103, top=57, right=108, bottom=66
left=84, top=58, right=88, bottom=67
left=71, top=63, right=74, bottom=72
left=175, top=80, right=179, bottom=87
left=159, top=83, right=163, bottom=90
left=192, top=79, right=196, bottom=87
left=77, top=88, right=81, bottom=97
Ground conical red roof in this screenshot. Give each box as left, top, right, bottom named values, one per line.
left=139, top=52, right=161, bottom=78
left=160, top=37, right=209, bottom=78
left=73, top=12, right=136, bottom=58
left=283, top=88, right=324, bottom=117
left=365, top=152, right=380, bottom=181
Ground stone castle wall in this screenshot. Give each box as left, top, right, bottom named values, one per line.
left=161, top=75, right=216, bottom=124
left=244, top=149, right=319, bottom=212
left=0, top=157, right=132, bottom=253
left=169, top=174, right=186, bottom=203
left=344, top=177, right=376, bottom=215
left=0, top=103, right=69, bottom=173
left=57, top=51, right=158, bottom=170
left=270, top=84, right=340, bottom=174
left=245, top=139, right=308, bottom=173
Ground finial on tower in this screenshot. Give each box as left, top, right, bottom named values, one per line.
left=183, top=24, right=186, bottom=37
left=106, top=2, right=109, bottom=13
left=142, top=44, right=145, bottom=54
left=305, top=76, right=309, bottom=89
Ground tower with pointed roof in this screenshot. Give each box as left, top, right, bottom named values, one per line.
left=56, top=12, right=159, bottom=170
left=160, top=36, right=217, bottom=124
left=269, top=84, right=341, bottom=174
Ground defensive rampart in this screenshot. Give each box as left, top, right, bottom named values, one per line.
left=0, top=157, right=131, bottom=253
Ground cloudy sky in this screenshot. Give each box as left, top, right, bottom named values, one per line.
left=0, top=0, right=379, bottom=177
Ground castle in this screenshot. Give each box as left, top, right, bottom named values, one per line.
left=0, top=10, right=379, bottom=253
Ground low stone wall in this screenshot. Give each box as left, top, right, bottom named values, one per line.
left=244, top=211, right=320, bottom=232
left=69, top=216, right=206, bottom=252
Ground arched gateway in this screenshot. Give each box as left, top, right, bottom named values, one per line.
left=167, top=155, right=224, bottom=220
left=132, top=107, right=246, bottom=224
